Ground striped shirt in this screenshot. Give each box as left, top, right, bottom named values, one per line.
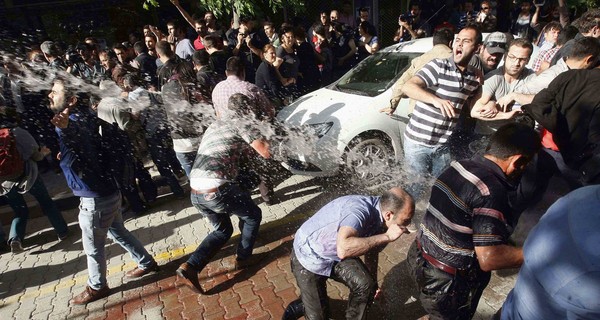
left=417, top=156, right=517, bottom=270
left=404, top=58, right=480, bottom=146
left=189, top=120, right=262, bottom=182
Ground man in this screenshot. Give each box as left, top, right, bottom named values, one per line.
left=476, top=1, right=497, bottom=32
left=40, top=40, right=66, bottom=70
left=230, top=17, right=266, bottom=84
left=211, top=57, right=276, bottom=203
left=407, top=123, right=541, bottom=319
left=550, top=8, right=600, bottom=66
left=192, top=49, right=223, bottom=101
left=1, top=102, right=70, bottom=253
left=502, top=37, right=600, bottom=106
left=155, top=40, right=188, bottom=89
left=166, top=19, right=195, bottom=61
left=470, top=32, right=509, bottom=75
left=500, top=185, right=600, bottom=320
left=175, top=93, right=272, bottom=293
left=523, top=64, right=600, bottom=185
left=401, top=26, right=482, bottom=198
left=204, top=34, right=229, bottom=76
left=67, top=43, right=104, bottom=84
left=470, top=38, right=535, bottom=136
left=144, top=34, right=157, bottom=58
left=169, top=0, right=208, bottom=50
left=394, top=3, right=431, bottom=42
left=383, top=28, right=454, bottom=115
left=458, top=1, right=478, bottom=30
left=330, top=9, right=340, bottom=23
left=531, top=21, right=562, bottom=73
left=286, top=187, right=414, bottom=319
left=48, top=78, right=159, bottom=305
left=263, top=21, right=279, bottom=47
left=133, top=41, right=158, bottom=88
left=113, top=43, right=133, bottom=66
left=338, top=1, right=356, bottom=28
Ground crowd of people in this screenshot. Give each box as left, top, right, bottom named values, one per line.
left=1, top=0, right=600, bottom=318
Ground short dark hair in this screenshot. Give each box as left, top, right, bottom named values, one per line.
left=113, top=43, right=126, bottom=51
left=485, top=123, right=541, bottom=160
left=193, top=17, right=206, bottom=26
left=359, top=7, right=369, bottom=13
left=544, top=21, right=563, bottom=33
left=145, top=34, right=157, bottom=42
left=293, top=26, right=306, bottom=40
left=461, top=25, right=483, bottom=45
left=203, top=35, right=217, bottom=48
left=263, top=21, right=274, bottom=28
left=225, top=56, right=244, bottom=76
left=569, top=37, right=600, bottom=61
left=508, top=38, right=534, bottom=54
left=192, top=49, right=210, bottom=66
left=155, top=40, right=174, bottom=58
left=433, top=28, right=454, bottom=46
left=133, top=41, right=147, bottom=54
left=578, top=9, right=600, bottom=34
left=557, top=25, right=578, bottom=46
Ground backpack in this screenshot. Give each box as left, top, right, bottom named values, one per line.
left=0, top=127, right=24, bottom=181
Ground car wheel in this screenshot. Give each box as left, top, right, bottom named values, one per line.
left=343, top=137, right=393, bottom=186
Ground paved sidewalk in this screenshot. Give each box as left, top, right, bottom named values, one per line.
left=0, top=173, right=566, bottom=320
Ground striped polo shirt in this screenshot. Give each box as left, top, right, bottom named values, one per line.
left=404, top=57, right=480, bottom=146
left=417, top=156, right=517, bottom=270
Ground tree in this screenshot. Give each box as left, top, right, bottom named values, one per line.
left=143, top=0, right=305, bottom=20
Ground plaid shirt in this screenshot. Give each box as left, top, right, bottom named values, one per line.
left=211, top=75, right=275, bottom=120
left=532, top=46, right=559, bottom=72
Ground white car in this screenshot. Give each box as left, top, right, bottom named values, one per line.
left=277, top=36, right=538, bottom=184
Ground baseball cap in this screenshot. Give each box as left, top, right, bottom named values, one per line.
left=483, top=32, right=508, bottom=54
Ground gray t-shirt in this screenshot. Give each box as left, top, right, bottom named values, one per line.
left=475, top=67, right=536, bottom=135
left=1, top=127, right=41, bottom=195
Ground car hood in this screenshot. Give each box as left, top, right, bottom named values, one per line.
left=277, top=88, right=384, bottom=126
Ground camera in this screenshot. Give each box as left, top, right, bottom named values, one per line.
left=398, top=14, right=413, bottom=23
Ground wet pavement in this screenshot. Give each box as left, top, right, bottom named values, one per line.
left=0, top=169, right=570, bottom=319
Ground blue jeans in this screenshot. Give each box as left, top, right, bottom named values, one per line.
left=78, top=191, right=155, bottom=290
left=175, top=151, right=196, bottom=178
left=4, top=175, right=68, bottom=243
left=187, top=183, right=262, bottom=270
left=403, top=138, right=452, bottom=200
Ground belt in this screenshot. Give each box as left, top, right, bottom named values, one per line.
left=417, top=240, right=458, bottom=276
left=190, top=182, right=231, bottom=195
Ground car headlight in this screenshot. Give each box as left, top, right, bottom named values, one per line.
left=308, top=122, right=333, bottom=138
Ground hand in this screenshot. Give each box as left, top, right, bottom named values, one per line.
left=51, top=108, right=70, bottom=129
left=40, top=146, right=51, bottom=157
left=245, top=36, right=252, bottom=46
left=478, top=101, right=499, bottom=118
left=496, top=93, right=515, bottom=112
left=399, top=20, right=409, bottom=28
left=379, top=107, right=396, bottom=116
left=56, top=152, right=62, bottom=161
left=374, top=288, right=384, bottom=300
left=432, top=98, right=456, bottom=118
left=385, top=224, right=407, bottom=242
left=167, top=34, right=176, bottom=44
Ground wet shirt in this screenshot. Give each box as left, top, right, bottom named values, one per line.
left=189, top=120, right=262, bottom=182
left=404, top=57, right=480, bottom=146
left=293, top=195, right=384, bottom=277
left=501, top=185, right=600, bottom=320
left=417, top=156, right=517, bottom=270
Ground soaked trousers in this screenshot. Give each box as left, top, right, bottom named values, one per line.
left=406, top=241, right=491, bottom=320
left=288, top=251, right=377, bottom=320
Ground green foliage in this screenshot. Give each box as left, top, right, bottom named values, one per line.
left=143, top=0, right=305, bottom=18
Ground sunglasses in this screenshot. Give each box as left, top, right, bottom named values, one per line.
left=486, top=41, right=506, bottom=49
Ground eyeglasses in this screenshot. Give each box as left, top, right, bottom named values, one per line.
left=485, top=41, right=506, bottom=49
left=507, top=54, right=529, bottom=63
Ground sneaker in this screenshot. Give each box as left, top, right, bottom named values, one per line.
left=176, top=262, right=204, bottom=294
left=10, top=240, right=23, bottom=253
left=70, top=285, right=111, bottom=305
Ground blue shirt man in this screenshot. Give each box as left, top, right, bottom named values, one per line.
left=286, top=188, right=414, bottom=320
left=501, top=185, right=600, bottom=320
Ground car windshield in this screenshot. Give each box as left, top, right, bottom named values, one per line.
left=335, top=51, right=420, bottom=97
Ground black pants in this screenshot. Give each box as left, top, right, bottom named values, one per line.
left=406, top=241, right=491, bottom=320
left=288, top=251, right=377, bottom=320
